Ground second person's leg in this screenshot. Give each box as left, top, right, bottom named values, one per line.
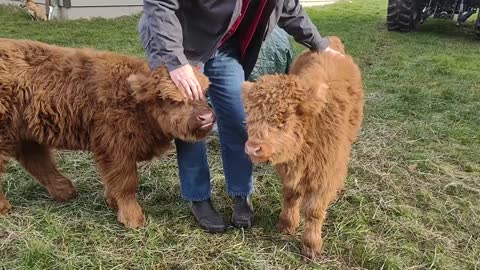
left=204, top=45, right=254, bottom=228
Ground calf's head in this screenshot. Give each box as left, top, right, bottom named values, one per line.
left=242, top=75, right=328, bottom=164
left=128, top=67, right=215, bottom=142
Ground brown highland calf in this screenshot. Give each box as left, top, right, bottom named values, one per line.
left=243, top=37, right=364, bottom=259
left=0, top=38, right=215, bottom=228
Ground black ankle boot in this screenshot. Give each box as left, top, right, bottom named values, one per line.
left=191, top=199, right=226, bottom=233
left=231, top=196, right=254, bottom=228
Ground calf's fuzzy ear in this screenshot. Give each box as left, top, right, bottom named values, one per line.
left=297, top=83, right=328, bottom=116
left=127, top=74, right=156, bottom=103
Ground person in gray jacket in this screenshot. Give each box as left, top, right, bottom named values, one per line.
left=138, top=0, right=342, bottom=233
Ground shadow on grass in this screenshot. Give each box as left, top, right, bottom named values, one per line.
left=411, top=18, right=480, bottom=41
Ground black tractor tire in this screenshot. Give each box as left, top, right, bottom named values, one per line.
left=387, top=0, right=419, bottom=32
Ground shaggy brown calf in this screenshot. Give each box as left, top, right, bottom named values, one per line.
left=243, top=37, right=363, bottom=259
left=0, top=38, right=215, bottom=228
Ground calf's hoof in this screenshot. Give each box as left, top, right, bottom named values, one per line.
left=301, top=239, right=323, bottom=260
left=48, top=181, right=77, bottom=202
left=277, top=218, right=298, bottom=235
left=0, top=199, right=12, bottom=215
left=118, top=208, right=146, bottom=229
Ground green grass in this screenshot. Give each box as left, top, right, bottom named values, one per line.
left=1, top=1, right=479, bottom=269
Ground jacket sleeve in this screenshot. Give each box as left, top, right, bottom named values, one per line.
left=140, top=0, right=188, bottom=71
left=277, top=0, right=330, bottom=51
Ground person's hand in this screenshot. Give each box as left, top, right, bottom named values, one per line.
left=323, top=46, right=344, bottom=57
left=169, top=64, right=204, bottom=100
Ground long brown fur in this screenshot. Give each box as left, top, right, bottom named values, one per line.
left=0, top=38, right=214, bottom=228
left=242, top=36, right=364, bottom=259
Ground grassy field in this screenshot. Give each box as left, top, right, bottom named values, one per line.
left=1, top=0, right=479, bottom=269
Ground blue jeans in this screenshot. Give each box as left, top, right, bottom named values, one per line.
left=175, top=45, right=253, bottom=201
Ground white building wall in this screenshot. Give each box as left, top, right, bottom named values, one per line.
left=1, top=0, right=336, bottom=20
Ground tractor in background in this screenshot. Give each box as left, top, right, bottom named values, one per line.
left=387, top=0, right=480, bottom=35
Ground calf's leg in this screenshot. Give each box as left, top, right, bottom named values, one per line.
left=301, top=184, right=338, bottom=259
left=276, top=165, right=303, bottom=234
left=275, top=165, right=301, bottom=234
left=0, top=152, right=12, bottom=215
left=301, top=147, right=349, bottom=259
left=15, top=141, right=77, bottom=202
left=95, top=154, right=145, bottom=228
left=278, top=186, right=302, bottom=235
